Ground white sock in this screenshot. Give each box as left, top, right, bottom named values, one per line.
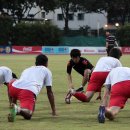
left=14, top=104, right=21, bottom=114
left=80, top=85, right=83, bottom=88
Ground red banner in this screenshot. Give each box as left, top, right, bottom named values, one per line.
left=122, top=47, right=130, bottom=54
left=12, top=46, right=42, bottom=54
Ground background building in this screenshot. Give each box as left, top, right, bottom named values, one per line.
left=28, top=7, right=107, bottom=30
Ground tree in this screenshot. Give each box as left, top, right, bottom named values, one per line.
left=36, top=0, right=74, bottom=34
left=78, top=0, right=130, bottom=25
left=36, top=0, right=56, bottom=12
left=116, top=23, right=130, bottom=46
left=0, top=0, right=37, bottom=23
left=55, top=0, right=106, bottom=34
left=106, top=0, right=130, bottom=25
left=0, top=0, right=57, bottom=23
left=57, top=0, right=71, bottom=34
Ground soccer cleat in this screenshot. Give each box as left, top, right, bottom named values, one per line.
left=8, top=103, right=17, bottom=122
left=65, top=90, right=73, bottom=104
left=98, top=106, right=105, bottom=123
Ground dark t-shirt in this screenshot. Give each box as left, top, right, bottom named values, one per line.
left=67, top=57, right=94, bottom=76
left=106, top=35, right=116, bottom=46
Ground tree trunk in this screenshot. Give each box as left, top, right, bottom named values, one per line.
left=64, top=18, right=69, bottom=34
left=64, top=1, right=69, bottom=35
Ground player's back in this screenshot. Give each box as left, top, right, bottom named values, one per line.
left=106, top=67, right=130, bottom=86
left=93, top=57, right=122, bottom=72
left=20, top=66, right=49, bottom=82
left=12, top=66, right=52, bottom=95
left=0, top=66, right=12, bottom=84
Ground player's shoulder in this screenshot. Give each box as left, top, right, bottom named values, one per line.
left=67, top=59, right=74, bottom=66
left=25, top=66, right=50, bottom=72
left=102, top=56, right=118, bottom=61
left=108, top=56, right=120, bottom=62
left=0, top=66, right=12, bottom=72
left=39, top=66, right=52, bottom=75
left=80, top=57, right=88, bottom=61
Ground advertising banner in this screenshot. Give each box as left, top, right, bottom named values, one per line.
left=122, top=47, right=130, bottom=54
left=42, top=46, right=69, bottom=54
left=12, top=46, right=42, bottom=54
left=0, top=46, right=12, bottom=54
left=69, top=47, right=106, bottom=54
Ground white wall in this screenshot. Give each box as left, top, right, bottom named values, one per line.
left=4, top=5, right=107, bottom=30
left=44, top=8, right=107, bottom=30
left=3, top=5, right=107, bottom=30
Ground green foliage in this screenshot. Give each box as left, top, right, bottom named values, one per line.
left=0, top=16, right=13, bottom=45
left=116, top=24, right=130, bottom=46
left=36, top=0, right=56, bottom=11
left=0, top=0, right=56, bottom=23
left=12, top=22, right=61, bottom=46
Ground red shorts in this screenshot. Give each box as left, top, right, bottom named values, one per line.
left=8, top=80, right=36, bottom=111
left=109, top=80, right=130, bottom=109
left=86, top=72, right=109, bottom=92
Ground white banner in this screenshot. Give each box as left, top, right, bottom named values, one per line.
left=69, top=47, right=106, bottom=54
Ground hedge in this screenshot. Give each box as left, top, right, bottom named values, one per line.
left=0, top=16, right=61, bottom=46
left=116, top=24, right=130, bottom=47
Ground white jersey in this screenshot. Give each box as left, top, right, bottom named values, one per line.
left=0, top=66, right=13, bottom=85
left=12, top=66, right=52, bottom=96
left=105, top=67, right=130, bottom=86
left=93, top=57, right=122, bottom=72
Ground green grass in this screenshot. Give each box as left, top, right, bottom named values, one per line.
left=0, top=54, right=130, bottom=130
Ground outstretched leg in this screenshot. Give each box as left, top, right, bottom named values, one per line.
left=105, top=106, right=121, bottom=120
left=8, top=103, right=33, bottom=122
left=72, top=91, right=95, bottom=102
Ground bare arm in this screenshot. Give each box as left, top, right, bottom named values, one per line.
left=67, top=74, right=74, bottom=89
left=46, top=86, right=56, bottom=116
left=101, top=85, right=111, bottom=107
left=106, top=42, right=108, bottom=48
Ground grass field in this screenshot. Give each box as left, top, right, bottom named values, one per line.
left=0, top=54, right=130, bottom=130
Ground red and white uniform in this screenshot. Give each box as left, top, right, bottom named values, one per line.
left=12, top=66, right=52, bottom=96
left=9, top=66, right=52, bottom=111
left=105, top=67, right=130, bottom=108
left=0, top=66, right=13, bottom=85
left=87, top=57, right=122, bottom=92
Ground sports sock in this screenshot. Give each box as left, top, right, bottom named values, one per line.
left=76, top=86, right=84, bottom=92
left=73, top=92, right=88, bottom=102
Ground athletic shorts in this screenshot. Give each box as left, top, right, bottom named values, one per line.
left=86, top=72, right=109, bottom=92
left=109, top=80, right=130, bottom=109
left=8, top=80, right=36, bottom=111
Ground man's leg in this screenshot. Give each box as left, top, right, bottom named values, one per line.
left=65, top=69, right=91, bottom=103
left=105, top=106, right=121, bottom=120
left=72, top=91, right=95, bottom=102
left=8, top=89, right=35, bottom=122
left=18, top=90, right=35, bottom=120
left=76, top=69, right=91, bottom=92
left=8, top=103, right=33, bottom=122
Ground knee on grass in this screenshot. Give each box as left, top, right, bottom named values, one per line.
left=20, top=109, right=32, bottom=120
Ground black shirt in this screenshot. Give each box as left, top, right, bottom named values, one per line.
left=67, top=57, right=94, bottom=76
left=106, top=35, right=116, bottom=46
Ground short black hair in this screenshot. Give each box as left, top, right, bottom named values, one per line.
left=109, top=47, right=122, bottom=59
left=70, top=49, right=81, bottom=58
left=35, top=54, right=48, bottom=66
left=12, top=73, right=17, bottom=79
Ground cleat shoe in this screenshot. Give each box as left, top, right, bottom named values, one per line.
left=8, top=103, right=17, bottom=122
left=98, top=106, right=105, bottom=123
left=65, top=90, right=73, bottom=104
